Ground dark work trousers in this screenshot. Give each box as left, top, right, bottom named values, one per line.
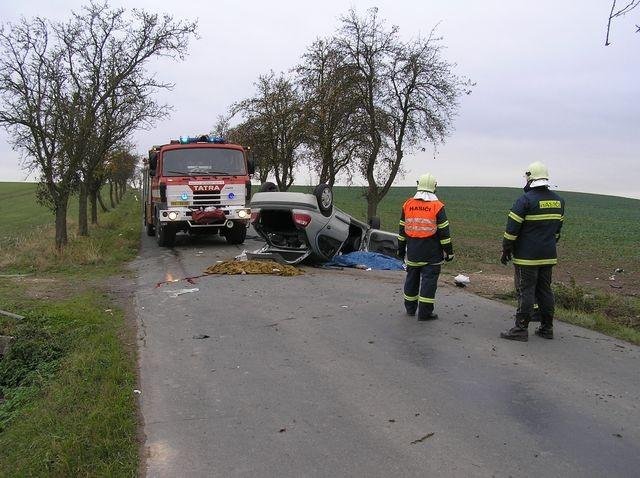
left=404, top=264, right=441, bottom=319
left=514, top=265, right=555, bottom=327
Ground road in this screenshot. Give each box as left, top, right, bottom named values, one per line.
left=133, top=231, right=640, bottom=477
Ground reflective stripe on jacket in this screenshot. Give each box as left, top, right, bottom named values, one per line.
left=502, top=187, right=565, bottom=266
left=398, top=198, right=453, bottom=265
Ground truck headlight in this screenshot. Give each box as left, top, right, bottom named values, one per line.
left=168, top=211, right=179, bottom=221
left=238, top=209, right=250, bottom=219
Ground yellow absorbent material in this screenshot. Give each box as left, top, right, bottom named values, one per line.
left=204, top=260, right=303, bottom=276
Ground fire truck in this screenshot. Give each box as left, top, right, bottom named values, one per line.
left=142, top=135, right=255, bottom=247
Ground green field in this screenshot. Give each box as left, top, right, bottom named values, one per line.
left=295, top=185, right=640, bottom=285
left=0, top=182, right=81, bottom=247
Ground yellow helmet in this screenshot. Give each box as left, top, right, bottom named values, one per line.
left=525, top=161, right=549, bottom=181
left=417, top=173, right=437, bottom=193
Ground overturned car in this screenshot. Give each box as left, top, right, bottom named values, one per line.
left=249, top=184, right=398, bottom=264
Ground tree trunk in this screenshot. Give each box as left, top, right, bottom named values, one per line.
left=54, top=195, right=69, bottom=250
left=89, top=188, right=98, bottom=224
left=97, top=191, right=109, bottom=212
left=366, top=185, right=380, bottom=219
left=78, top=182, right=89, bottom=236
left=109, top=181, right=115, bottom=208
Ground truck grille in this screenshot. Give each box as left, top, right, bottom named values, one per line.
left=191, top=191, right=222, bottom=208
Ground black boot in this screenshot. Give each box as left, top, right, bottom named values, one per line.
left=500, top=315, right=529, bottom=341
left=535, top=320, right=553, bottom=339
left=418, top=312, right=438, bottom=321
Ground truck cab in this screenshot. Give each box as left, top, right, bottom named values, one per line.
left=143, top=135, right=255, bottom=247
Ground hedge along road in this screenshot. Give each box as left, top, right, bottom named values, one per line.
left=132, top=230, right=640, bottom=477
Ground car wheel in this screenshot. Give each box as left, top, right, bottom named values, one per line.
left=314, top=183, right=333, bottom=217
left=260, top=182, right=279, bottom=192
left=224, top=221, right=247, bottom=245
left=368, top=216, right=381, bottom=229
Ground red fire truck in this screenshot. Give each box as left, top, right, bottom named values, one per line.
left=143, top=135, right=255, bottom=247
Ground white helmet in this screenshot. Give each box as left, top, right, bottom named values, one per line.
left=417, top=173, right=437, bottom=193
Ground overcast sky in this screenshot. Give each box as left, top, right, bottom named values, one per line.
left=1, top=0, right=638, bottom=198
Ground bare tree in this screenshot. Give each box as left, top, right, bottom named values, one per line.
left=227, top=118, right=271, bottom=183
left=211, top=114, right=231, bottom=138
left=0, top=18, right=78, bottom=248
left=296, top=39, right=362, bottom=187
left=56, top=2, right=196, bottom=235
left=0, top=3, right=196, bottom=247
left=233, top=72, right=306, bottom=190
left=334, top=8, right=397, bottom=218
left=606, top=0, right=640, bottom=45
left=335, top=8, right=469, bottom=218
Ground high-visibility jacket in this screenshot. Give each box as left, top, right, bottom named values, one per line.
left=398, top=198, right=453, bottom=266
left=503, top=187, right=565, bottom=266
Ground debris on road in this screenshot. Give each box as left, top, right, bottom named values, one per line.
left=166, top=288, right=199, bottom=298
left=614, top=268, right=624, bottom=273
left=133, top=389, right=142, bottom=395
left=192, top=334, right=210, bottom=340
left=0, top=309, right=24, bottom=321
left=454, top=274, right=470, bottom=287
left=204, top=260, right=303, bottom=276
left=410, top=432, right=435, bottom=445
left=235, top=251, right=248, bottom=261
left=279, top=428, right=287, bottom=433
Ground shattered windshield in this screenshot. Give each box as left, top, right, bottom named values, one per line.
left=162, top=148, right=245, bottom=176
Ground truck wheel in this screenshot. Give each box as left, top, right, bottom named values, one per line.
left=144, top=206, right=155, bottom=236
left=155, top=220, right=176, bottom=247
left=314, top=183, right=333, bottom=217
left=224, top=221, right=247, bottom=245
left=259, top=182, right=278, bottom=192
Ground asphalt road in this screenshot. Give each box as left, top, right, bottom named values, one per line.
left=133, top=231, right=640, bottom=477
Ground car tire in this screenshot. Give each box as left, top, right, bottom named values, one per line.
left=368, top=216, right=381, bottom=229
left=314, top=183, right=333, bottom=217
left=260, top=182, right=279, bottom=192
left=224, top=221, right=247, bottom=245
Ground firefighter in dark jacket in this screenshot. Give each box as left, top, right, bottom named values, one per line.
left=500, top=161, right=565, bottom=341
left=398, top=173, right=453, bottom=321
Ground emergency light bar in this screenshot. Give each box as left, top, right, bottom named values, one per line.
left=177, top=135, right=226, bottom=144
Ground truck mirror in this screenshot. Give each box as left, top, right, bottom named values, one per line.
left=149, top=168, right=156, bottom=177
left=247, top=158, right=255, bottom=175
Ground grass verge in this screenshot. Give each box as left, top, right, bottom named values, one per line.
left=0, top=192, right=140, bottom=476
left=492, top=281, right=640, bottom=345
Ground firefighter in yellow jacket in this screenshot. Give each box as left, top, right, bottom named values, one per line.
left=398, top=173, right=453, bottom=320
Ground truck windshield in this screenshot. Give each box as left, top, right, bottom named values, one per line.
left=162, top=148, right=245, bottom=176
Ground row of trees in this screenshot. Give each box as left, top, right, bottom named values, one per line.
left=0, top=2, right=197, bottom=248
left=224, top=8, right=472, bottom=218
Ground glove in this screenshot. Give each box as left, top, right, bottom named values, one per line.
left=500, top=249, right=512, bottom=265
left=444, top=253, right=454, bottom=262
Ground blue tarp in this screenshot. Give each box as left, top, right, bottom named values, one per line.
left=325, top=251, right=404, bottom=271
